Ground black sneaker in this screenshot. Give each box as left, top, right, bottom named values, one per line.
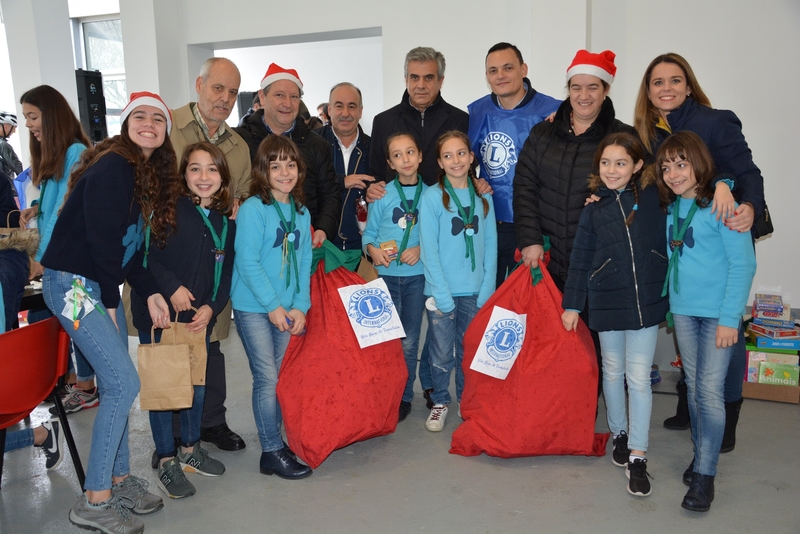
left=422, top=389, right=434, bottom=410
left=398, top=401, right=412, bottom=422
left=611, top=431, right=630, bottom=467
left=626, top=458, right=653, bottom=497
left=38, top=420, right=63, bottom=470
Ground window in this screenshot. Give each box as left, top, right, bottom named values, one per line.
left=76, top=18, right=126, bottom=136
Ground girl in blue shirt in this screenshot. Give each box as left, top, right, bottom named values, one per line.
left=657, top=131, right=756, bottom=513
left=419, top=131, right=497, bottom=432
left=363, top=133, right=429, bottom=423
left=232, top=135, right=313, bottom=480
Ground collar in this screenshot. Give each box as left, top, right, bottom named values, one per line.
left=402, top=90, right=443, bottom=114
left=191, top=103, right=226, bottom=143
left=490, top=78, right=537, bottom=110
left=333, top=128, right=359, bottom=151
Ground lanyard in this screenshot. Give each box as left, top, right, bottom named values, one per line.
left=443, top=177, right=477, bottom=272
left=393, top=175, right=423, bottom=265
left=143, top=212, right=153, bottom=268
left=661, top=196, right=699, bottom=298
left=271, top=194, right=300, bottom=293
left=37, top=178, right=49, bottom=223
left=195, top=205, right=228, bottom=301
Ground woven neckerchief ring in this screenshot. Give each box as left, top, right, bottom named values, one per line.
left=393, top=174, right=423, bottom=266
left=271, top=193, right=300, bottom=293
left=443, top=176, right=478, bottom=272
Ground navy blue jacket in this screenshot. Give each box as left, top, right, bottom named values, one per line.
left=654, top=97, right=765, bottom=225
left=130, top=196, right=236, bottom=333
left=314, top=124, right=370, bottom=250
left=562, top=176, right=669, bottom=332
left=368, top=91, right=469, bottom=186
left=42, top=152, right=159, bottom=309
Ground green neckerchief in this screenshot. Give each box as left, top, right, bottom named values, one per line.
left=393, top=174, right=423, bottom=266
left=143, top=212, right=153, bottom=268
left=195, top=205, right=228, bottom=301
left=37, top=178, right=49, bottom=224
left=443, top=177, right=477, bottom=271
left=271, top=194, right=300, bottom=293
left=661, top=197, right=699, bottom=326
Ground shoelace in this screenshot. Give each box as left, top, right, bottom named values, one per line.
left=430, top=408, right=446, bottom=421
left=106, top=495, right=135, bottom=520
left=630, top=460, right=654, bottom=480
left=119, top=475, right=150, bottom=496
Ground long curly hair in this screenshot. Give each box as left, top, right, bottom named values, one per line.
left=249, top=135, right=306, bottom=213
left=20, top=85, right=90, bottom=187
left=588, top=132, right=647, bottom=226
left=65, top=117, right=178, bottom=245
left=177, top=142, right=234, bottom=217
left=435, top=131, right=489, bottom=217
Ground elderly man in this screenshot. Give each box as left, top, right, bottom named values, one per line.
left=367, top=46, right=469, bottom=198
left=168, top=57, right=251, bottom=452
left=235, top=64, right=341, bottom=246
left=468, top=43, right=561, bottom=287
left=314, top=82, right=373, bottom=251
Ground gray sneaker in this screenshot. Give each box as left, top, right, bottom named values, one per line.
left=178, top=444, right=225, bottom=476
left=69, top=494, right=144, bottom=534
left=157, top=457, right=196, bottom=498
left=112, top=474, right=164, bottom=514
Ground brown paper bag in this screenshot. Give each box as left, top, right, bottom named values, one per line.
left=137, top=326, right=194, bottom=411
left=170, top=310, right=207, bottom=385
left=356, top=255, right=378, bottom=282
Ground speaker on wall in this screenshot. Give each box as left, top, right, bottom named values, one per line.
left=76, top=69, right=108, bottom=143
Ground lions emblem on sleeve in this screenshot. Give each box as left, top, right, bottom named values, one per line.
left=348, top=288, right=395, bottom=328
left=479, top=131, right=517, bottom=179
left=484, top=318, right=525, bottom=362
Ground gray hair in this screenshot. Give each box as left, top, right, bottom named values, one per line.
left=328, top=82, right=363, bottom=107
left=199, top=57, right=238, bottom=83
left=404, top=47, right=446, bottom=79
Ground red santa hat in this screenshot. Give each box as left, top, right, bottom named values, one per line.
left=566, top=50, right=617, bottom=85
left=120, top=91, right=173, bottom=134
left=260, top=63, right=304, bottom=96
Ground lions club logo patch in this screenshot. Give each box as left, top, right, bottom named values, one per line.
left=348, top=288, right=394, bottom=328
left=484, top=318, right=525, bottom=362
left=479, top=131, right=517, bottom=179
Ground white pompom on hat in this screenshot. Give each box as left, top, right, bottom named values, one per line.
left=120, top=92, right=173, bottom=134
left=566, top=50, right=617, bottom=85
left=260, top=63, right=304, bottom=96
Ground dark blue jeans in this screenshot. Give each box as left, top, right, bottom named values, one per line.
left=139, top=328, right=207, bottom=459
left=0, top=249, right=28, bottom=331
left=383, top=274, right=427, bottom=403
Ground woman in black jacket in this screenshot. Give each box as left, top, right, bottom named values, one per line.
left=514, top=49, right=634, bottom=288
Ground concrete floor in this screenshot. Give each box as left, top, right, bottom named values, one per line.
left=2, top=328, right=799, bottom=534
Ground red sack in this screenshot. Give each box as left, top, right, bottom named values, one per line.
left=277, top=246, right=407, bottom=469
left=450, top=260, right=609, bottom=458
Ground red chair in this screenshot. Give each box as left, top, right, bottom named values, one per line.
left=0, top=317, right=85, bottom=488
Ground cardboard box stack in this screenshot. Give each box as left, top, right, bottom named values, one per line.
left=744, top=294, right=800, bottom=403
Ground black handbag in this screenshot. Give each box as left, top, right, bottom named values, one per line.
left=752, top=204, right=774, bottom=239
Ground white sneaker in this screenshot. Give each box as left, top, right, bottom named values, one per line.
left=426, top=404, right=448, bottom=432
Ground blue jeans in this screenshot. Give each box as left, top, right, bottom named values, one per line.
left=598, top=326, right=658, bottom=452
left=383, top=274, right=426, bottom=403
left=43, top=268, right=135, bottom=491
left=4, top=428, right=34, bottom=452
left=724, top=327, right=747, bottom=403
left=234, top=310, right=291, bottom=452
left=139, top=330, right=207, bottom=459
left=673, top=314, right=734, bottom=477
left=427, top=295, right=479, bottom=406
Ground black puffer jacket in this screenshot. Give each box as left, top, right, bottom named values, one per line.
left=513, top=97, right=634, bottom=285
left=234, top=111, right=342, bottom=240
left=368, top=91, right=469, bottom=186
left=562, top=173, right=669, bottom=332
